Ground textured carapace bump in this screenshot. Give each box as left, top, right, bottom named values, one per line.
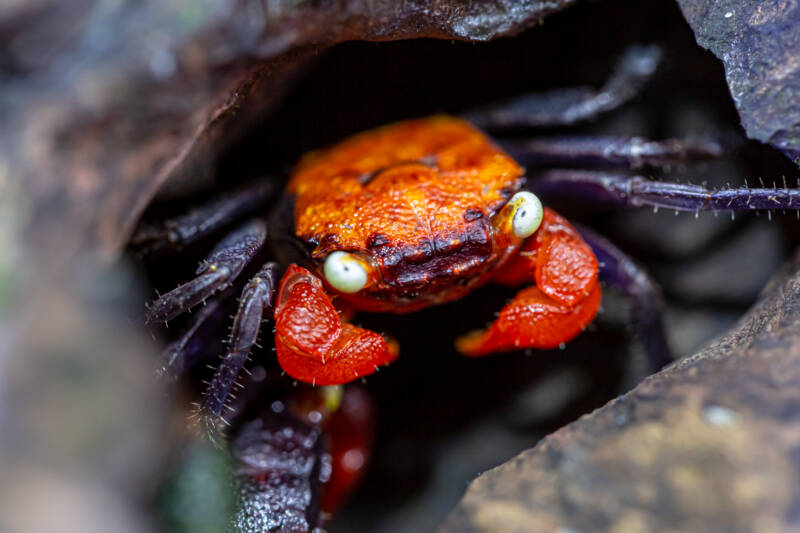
left=288, top=115, right=525, bottom=310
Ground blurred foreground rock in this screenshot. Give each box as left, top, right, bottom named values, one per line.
left=0, top=259, right=180, bottom=533
left=441, top=249, right=800, bottom=532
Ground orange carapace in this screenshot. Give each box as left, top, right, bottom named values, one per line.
left=273, top=115, right=601, bottom=385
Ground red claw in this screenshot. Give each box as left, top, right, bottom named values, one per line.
left=274, top=264, right=399, bottom=385
left=455, top=283, right=601, bottom=356
left=457, top=208, right=601, bottom=357
left=492, top=208, right=598, bottom=304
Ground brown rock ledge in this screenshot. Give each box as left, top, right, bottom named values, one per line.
left=441, top=249, right=800, bottom=532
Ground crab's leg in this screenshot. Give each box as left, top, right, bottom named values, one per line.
left=456, top=208, right=601, bottom=356
left=131, top=179, right=276, bottom=255
left=231, top=408, right=326, bottom=533
left=578, top=225, right=672, bottom=372
left=532, top=170, right=800, bottom=213
left=199, top=263, right=280, bottom=428
left=273, top=265, right=399, bottom=386
left=156, top=291, right=232, bottom=382
left=505, top=136, right=725, bottom=170
left=144, top=220, right=266, bottom=324
left=464, top=45, right=661, bottom=130
left=230, top=385, right=373, bottom=531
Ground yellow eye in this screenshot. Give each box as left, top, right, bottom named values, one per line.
left=509, top=191, right=543, bottom=238
left=323, top=251, right=368, bottom=293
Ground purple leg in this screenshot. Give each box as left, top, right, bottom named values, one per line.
left=156, top=291, right=233, bottom=382
left=199, top=262, right=280, bottom=432
left=532, top=170, right=800, bottom=213
left=145, top=220, right=266, bottom=324
left=464, top=45, right=662, bottom=130
left=577, top=225, right=672, bottom=372
left=131, top=179, right=276, bottom=255
left=504, top=136, right=725, bottom=170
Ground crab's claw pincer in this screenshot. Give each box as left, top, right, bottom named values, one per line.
left=457, top=208, right=601, bottom=357
left=274, top=265, right=398, bottom=385
left=455, top=283, right=601, bottom=356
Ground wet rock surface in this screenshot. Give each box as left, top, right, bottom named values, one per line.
left=677, top=0, right=800, bottom=165
left=440, top=249, right=800, bottom=532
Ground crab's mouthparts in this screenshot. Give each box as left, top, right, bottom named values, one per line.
left=384, top=252, right=490, bottom=290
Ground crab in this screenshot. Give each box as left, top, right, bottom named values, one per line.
left=272, top=114, right=606, bottom=381
left=144, top=114, right=607, bottom=392
left=134, top=44, right=800, bottom=530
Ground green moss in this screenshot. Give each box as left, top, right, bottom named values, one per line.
left=159, top=441, right=235, bottom=533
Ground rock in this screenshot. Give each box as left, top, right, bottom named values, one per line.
left=440, top=249, right=800, bottom=532
left=677, top=0, right=800, bottom=166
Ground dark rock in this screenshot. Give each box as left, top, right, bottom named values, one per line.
left=677, top=0, right=800, bottom=166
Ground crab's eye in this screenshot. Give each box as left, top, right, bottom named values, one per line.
left=324, top=251, right=369, bottom=293
left=509, top=191, right=543, bottom=238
